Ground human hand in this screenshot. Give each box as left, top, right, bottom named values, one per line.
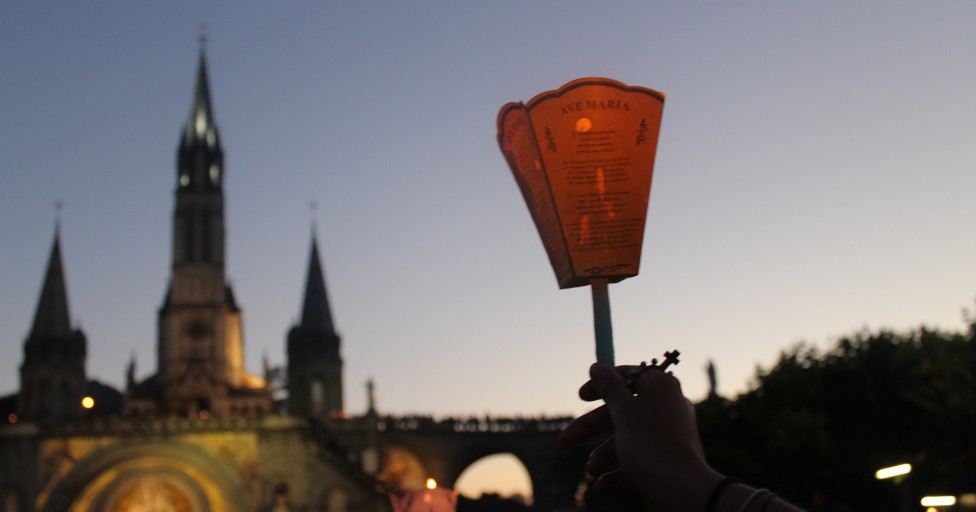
left=559, top=363, right=723, bottom=512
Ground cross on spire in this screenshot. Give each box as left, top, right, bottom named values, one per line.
left=55, top=200, right=63, bottom=232
left=310, top=199, right=318, bottom=232
left=199, top=22, right=208, bottom=49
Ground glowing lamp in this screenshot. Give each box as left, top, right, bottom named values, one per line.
left=81, top=396, right=95, bottom=409
left=920, top=496, right=956, bottom=507
left=497, top=78, right=664, bottom=291
left=390, top=477, right=457, bottom=512
left=960, top=493, right=976, bottom=507
left=498, top=78, right=665, bottom=365
left=875, top=463, right=911, bottom=480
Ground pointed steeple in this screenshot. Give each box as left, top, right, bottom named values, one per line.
left=30, top=227, right=72, bottom=338
left=287, top=230, right=344, bottom=417
left=172, top=41, right=225, bottom=265
left=300, top=233, right=336, bottom=334
left=20, top=223, right=87, bottom=421
left=183, top=45, right=219, bottom=146
left=131, top=44, right=271, bottom=419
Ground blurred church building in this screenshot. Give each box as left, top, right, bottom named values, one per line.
left=0, top=47, right=388, bottom=512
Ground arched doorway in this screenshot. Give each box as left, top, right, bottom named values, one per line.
left=455, top=453, right=532, bottom=505
left=39, top=441, right=253, bottom=512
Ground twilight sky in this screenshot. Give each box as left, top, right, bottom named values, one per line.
left=3, top=2, right=975, bottom=424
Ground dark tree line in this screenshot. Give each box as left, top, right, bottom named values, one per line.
left=697, top=318, right=976, bottom=510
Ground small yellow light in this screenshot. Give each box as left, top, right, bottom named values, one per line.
left=195, top=111, right=207, bottom=136
left=920, top=496, right=956, bottom=507
left=426, top=478, right=437, bottom=490
left=960, top=493, right=976, bottom=507
left=875, top=463, right=911, bottom=479
left=81, top=396, right=95, bottom=409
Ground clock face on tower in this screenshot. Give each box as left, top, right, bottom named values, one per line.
left=209, top=164, right=220, bottom=185
left=185, top=321, right=208, bottom=340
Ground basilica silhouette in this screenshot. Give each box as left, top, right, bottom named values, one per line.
left=0, top=47, right=590, bottom=512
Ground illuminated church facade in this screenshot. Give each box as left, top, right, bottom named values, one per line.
left=0, top=48, right=385, bottom=512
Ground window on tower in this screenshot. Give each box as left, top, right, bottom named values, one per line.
left=201, top=212, right=211, bottom=261
left=184, top=214, right=194, bottom=261
left=311, top=379, right=324, bottom=415
left=195, top=111, right=207, bottom=137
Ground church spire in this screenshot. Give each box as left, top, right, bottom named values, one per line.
left=183, top=44, right=218, bottom=146
left=300, top=232, right=336, bottom=334
left=287, top=229, right=344, bottom=417
left=19, top=222, right=87, bottom=421
left=133, top=46, right=270, bottom=419
left=30, top=226, right=72, bottom=338
left=173, top=41, right=225, bottom=267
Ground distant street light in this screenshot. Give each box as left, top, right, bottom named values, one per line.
left=390, top=478, right=458, bottom=512
left=81, top=396, right=95, bottom=410
left=875, top=463, right=911, bottom=480
left=920, top=496, right=956, bottom=507
left=960, top=493, right=976, bottom=508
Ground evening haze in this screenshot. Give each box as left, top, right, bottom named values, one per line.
left=3, top=1, right=975, bottom=433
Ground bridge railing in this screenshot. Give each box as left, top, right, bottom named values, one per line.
left=377, top=414, right=573, bottom=434
left=32, top=414, right=290, bottom=438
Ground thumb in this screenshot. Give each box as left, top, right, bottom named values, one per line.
left=589, top=363, right=631, bottom=407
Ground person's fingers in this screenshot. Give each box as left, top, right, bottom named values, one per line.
left=632, top=365, right=681, bottom=397
left=588, top=468, right=630, bottom=494
left=586, top=436, right=619, bottom=476
left=685, top=397, right=708, bottom=458
left=578, top=380, right=598, bottom=401
left=587, top=363, right=632, bottom=406
left=557, top=404, right=611, bottom=449
left=579, top=364, right=640, bottom=401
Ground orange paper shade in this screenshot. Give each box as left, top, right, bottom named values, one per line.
left=498, top=78, right=665, bottom=289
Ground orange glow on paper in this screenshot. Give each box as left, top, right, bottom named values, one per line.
left=498, top=78, right=665, bottom=289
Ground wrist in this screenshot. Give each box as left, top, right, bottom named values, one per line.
left=713, top=482, right=768, bottom=512
left=644, top=467, right=724, bottom=512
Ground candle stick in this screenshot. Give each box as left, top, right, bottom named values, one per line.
left=591, top=279, right=614, bottom=366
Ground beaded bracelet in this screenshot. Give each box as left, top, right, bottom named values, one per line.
left=758, top=492, right=777, bottom=512
left=704, top=476, right=742, bottom=512
left=738, top=488, right=769, bottom=512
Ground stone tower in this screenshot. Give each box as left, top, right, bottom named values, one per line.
left=124, top=46, right=270, bottom=418
left=287, top=233, right=344, bottom=418
left=18, top=226, right=87, bottom=421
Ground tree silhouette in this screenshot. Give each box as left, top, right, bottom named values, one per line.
left=697, top=319, right=976, bottom=510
